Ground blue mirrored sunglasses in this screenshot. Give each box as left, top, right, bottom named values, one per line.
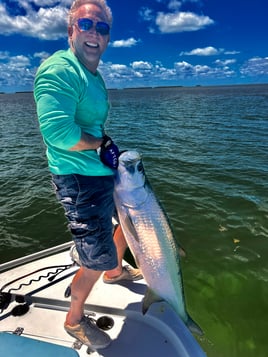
left=76, top=18, right=110, bottom=36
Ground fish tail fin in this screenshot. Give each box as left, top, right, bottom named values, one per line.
left=142, top=288, right=163, bottom=315
left=186, top=315, right=204, bottom=336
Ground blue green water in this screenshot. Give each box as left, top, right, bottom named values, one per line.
left=0, top=84, right=268, bottom=356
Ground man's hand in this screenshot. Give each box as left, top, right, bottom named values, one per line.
left=100, top=135, right=120, bottom=169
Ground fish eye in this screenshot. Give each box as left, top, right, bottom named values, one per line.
left=125, top=164, right=135, bottom=174
left=123, top=159, right=144, bottom=174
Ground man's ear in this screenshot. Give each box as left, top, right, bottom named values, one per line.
left=68, top=26, right=73, bottom=37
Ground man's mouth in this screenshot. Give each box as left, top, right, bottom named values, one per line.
left=85, top=42, right=99, bottom=48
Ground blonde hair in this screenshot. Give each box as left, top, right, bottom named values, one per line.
left=68, top=0, right=113, bottom=27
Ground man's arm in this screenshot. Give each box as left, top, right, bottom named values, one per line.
left=69, top=132, right=103, bottom=151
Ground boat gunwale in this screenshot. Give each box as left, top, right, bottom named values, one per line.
left=0, top=242, right=73, bottom=273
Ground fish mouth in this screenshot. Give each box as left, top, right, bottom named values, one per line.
left=119, top=151, right=145, bottom=177
left=119, top=151, right=141, bottom=165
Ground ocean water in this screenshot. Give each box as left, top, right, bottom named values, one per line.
left=0, top=84, right=268, bottom=357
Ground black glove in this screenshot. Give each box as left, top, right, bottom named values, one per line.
left=100, top=135, right=120, bottom=169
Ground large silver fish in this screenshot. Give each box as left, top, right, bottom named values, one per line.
left=114, top=150, right=202, bottom=335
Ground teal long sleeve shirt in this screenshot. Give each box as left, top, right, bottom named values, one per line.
left=34, top=49, right=113, bottom=176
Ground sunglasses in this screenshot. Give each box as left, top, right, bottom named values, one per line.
left=75, top=18, right=110, bottom=36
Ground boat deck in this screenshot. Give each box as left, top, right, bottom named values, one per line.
left=0, top=243, right=206, bottom=356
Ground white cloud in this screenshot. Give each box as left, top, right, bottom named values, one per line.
left=34, top=7, right=68, bottom=40
left=33, top=51, right=51, bottom=63
left=0, top=52, right=36, bottom=90
left=31, top=0, right=72, bottom=6
left=139, top=7, right=154, bottom=22
left=215, top=59, right=237, bottom=66
left=1, top=49, right=268, bottom=91
left=99, top=63, right=133, bottom=83
left=0, top=51, right=10, bottom=60
left=240, top=57, right=268, bottom=76
left=131, top=61, right=152, bottom=70
left=0, top=2, right=68, bottom=40
left=224, top=50, right=240, bottom=55
left=110, top=64, right=128, bottom=72
left=156, top=11, right=214, bottom=33
left=140, top=3, right=214, bottom=34
left=101, top=57, right=240, bottom=88
left=180, top=47, right=241, bottom=57
left=173, top=60, right=237, bottom=79
left=110, top=38, right=139, bottom=48
left=9, top=55, right=31, bottom=68
left=133, top=71, right=143, bottom=78
left=174, top=60, right=193, bottom=72
left=180, top=46, right=220, bottom=56
left=168, top=1, right=182, bottom=11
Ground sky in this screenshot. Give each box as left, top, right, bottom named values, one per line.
left=0, top=0, right=267, bottom=92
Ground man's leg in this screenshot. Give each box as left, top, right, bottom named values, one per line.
left=65, top=267, right=102, bottom=325
left=103, top=225, right=143, bottom=283
left=52, top=174, right=115, bottom=347
left=64, top=266, right=111, bottom=348
left=104, top=225, right=127, bottom=279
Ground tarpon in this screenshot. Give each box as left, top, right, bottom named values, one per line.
left=114, top=150, right=202, bottom=335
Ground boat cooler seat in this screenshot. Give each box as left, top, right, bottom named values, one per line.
left=0, top=332, right=79, bottom=357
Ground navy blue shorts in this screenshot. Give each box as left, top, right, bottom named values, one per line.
left=52, top=174, right=118, bottom=271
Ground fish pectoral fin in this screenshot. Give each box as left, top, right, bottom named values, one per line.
left=178, top=246, right=186, bottom=258
left=142, top=288, right=164, bottom=315
left=174, top=239, right=186, bottom=257
left=186, top=315, right=204, bottom=336
left=124, top=213, right=140, bottom=243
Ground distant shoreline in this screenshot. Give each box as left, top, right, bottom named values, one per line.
left=1, top=82, right=267, bottom=95
left=108, top=83, right=268, bottom=91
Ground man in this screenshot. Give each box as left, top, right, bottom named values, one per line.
left=34, top=0, right=141, bottom=349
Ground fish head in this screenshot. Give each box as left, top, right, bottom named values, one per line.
left=116, top=151, right=145, bottom=190
left=114, top=151, right=149, bottom=208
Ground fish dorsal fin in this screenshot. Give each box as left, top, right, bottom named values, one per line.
left=142, top=288, right=164, bottom=315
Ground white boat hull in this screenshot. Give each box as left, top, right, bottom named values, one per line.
left=0, top=243, right=206, bottom=356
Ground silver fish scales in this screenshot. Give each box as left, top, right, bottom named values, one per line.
left=114, top=151, right=202, bottom=335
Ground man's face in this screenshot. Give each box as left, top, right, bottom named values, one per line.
left=68, top=4, right=110, bottom=73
